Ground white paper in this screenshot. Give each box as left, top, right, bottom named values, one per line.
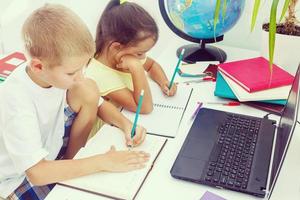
left=61, top=125, right=166, bottom=200
left=122, top=83, right=192, bottom=137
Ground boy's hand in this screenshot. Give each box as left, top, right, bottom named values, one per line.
left=116, top=55, right=143, bottom=72
left=160, top=81, right=177, bottom=96
left=123, top=124, right=147, bottom=147
left=101, top=146, right=150, bottom=172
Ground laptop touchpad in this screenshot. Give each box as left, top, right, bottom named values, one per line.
left=181, top=137, right=214, bottom=160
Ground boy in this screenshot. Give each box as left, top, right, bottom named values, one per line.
left=0, top=4, right=148, bottom=200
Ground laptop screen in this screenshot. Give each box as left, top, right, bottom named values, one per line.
left=268, top=65, right=300, bottom=197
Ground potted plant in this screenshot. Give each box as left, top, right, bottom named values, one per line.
left=214, top=0, right=300, bottom=73
left=258, top=0, right=300, bottom=74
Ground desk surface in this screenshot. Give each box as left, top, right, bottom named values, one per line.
left=45, top=44, right=300, bottom=200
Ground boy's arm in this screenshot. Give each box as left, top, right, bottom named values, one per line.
left=64, top=79, right=99, bottom=159
left=143, top=57, right=177, bottom=96
left=26, top=147, right=149, bottom=186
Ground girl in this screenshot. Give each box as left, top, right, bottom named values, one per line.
left=85, top=0, right=177, bottom=114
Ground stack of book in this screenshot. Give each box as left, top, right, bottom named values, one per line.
left=0, top=52, right=26, bottom=83
left=214, top=57, right=294, bottom=114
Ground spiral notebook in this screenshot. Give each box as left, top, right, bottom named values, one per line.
left=122, top=83, right=193, bottom=138
left=59, top=125, right=167, bottom=200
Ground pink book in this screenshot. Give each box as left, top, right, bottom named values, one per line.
left=218, top=57, right=294, bottom=93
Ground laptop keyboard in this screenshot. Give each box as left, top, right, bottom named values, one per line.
left=204, top=114, right=261, bottom=190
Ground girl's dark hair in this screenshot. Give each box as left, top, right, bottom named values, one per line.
left=95, top=0, right=159, bottom=55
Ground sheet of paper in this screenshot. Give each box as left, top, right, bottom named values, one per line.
left=61, top=125, right=166, bottom=200
left=122, top=82, right=192, bottom=137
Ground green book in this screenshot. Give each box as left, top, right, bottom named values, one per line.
left=214, top=72, right=286, bottom=105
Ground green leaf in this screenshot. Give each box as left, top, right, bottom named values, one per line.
left=214, top=0, right=222, bottom=33
left=269, top=0, right=280, bottom=72
left=279, top=0, right=292, bottom=22
left=222, top=0, right=227, bottom=23
left=251, top=0, right=261, bottom=32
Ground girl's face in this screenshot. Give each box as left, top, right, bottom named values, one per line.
left=114, top=37, right=156, bottom=62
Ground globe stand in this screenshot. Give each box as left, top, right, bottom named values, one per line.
left=176, top=36, right=227, bottom=64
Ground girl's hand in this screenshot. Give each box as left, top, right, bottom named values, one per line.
left=116, top=55, right=143, bottom=72
left=160, top=81, right=177, bottom=96
left=123, top=124, right=147, bottom=147
left=100, top=146, right=150, bottom=172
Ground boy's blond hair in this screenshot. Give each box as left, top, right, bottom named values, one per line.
left=22, top=4, right=95, bottom=67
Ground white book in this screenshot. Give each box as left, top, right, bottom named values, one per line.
left=59, top=125, right=167, bottom=200
left=122, top=83, right=193, bottom=138
left=220, top=71, right=290, bottom=102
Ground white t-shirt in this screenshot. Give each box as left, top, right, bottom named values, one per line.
left=0, top=64, right=66, bottom=198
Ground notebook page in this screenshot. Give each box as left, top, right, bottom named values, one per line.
left=60, top=125, right=166, bottom=200
left=122, top=83, right=192, bottom=137
left=150, top=81, right=192, bottom=108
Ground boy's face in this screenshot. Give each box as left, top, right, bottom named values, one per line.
left=115, top=37, right=156, bottom=61
left=38, top=55, right=91, bottom=89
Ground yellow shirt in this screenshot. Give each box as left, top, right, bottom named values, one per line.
left=85, top=58, right=147, bottom=138
left=85, top=58, right=134, bottom=138
left=85, top=58, right=133, bottom=96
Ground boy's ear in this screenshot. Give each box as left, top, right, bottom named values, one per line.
left=29, top=58, right=44, bottom=73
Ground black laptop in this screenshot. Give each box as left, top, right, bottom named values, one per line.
left=171, top=65, right=300, bottom=198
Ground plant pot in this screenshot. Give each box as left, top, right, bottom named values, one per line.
left=260, top=28, right=300, bottom=75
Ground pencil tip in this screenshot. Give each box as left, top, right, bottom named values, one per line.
left=181, top=48, right=185, bottom=55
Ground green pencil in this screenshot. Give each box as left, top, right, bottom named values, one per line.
left=130, top=90, right=144, bottom=147
left=168, top=48, right=185, bottom=89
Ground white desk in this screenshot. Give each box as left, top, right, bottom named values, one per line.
left=45, top=44, right=300, bottom=200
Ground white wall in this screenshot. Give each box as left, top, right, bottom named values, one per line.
left=0, top=0, right=46, bottom=53
left=222, top=0, right=300, bottom=50
left=0, top=0, right=299, bottom=54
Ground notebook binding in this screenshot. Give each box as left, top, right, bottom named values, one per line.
left=154, top=103, right=184, bottom=110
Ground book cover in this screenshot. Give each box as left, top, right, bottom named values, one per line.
left=0, top=52, right=26, bottom=78
left=244, top=101, right=284, bottom=115
left=219, top=71, right=291, bottom=102
left=59, top=125, right=167, bottom=200
left=218, top=57, right=294, bottom=92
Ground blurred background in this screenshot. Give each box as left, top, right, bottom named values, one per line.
left=0, top=0, right=299, bottom=55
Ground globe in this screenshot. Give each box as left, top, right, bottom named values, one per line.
left=159, top=0, right=245, bottom=63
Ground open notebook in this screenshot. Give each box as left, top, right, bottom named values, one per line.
left=59, top=125, right=167, bottom=200
left=122, top=83, right=193, bottom=138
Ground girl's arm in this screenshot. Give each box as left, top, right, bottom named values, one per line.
left=107, top=55, right=153, bottom=113
left=97, top=100, right=146, bottom=146
left=143, top=57, right=177, bottom=96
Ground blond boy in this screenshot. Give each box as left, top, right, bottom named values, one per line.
left=0, top=4, right=148, bottom=200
